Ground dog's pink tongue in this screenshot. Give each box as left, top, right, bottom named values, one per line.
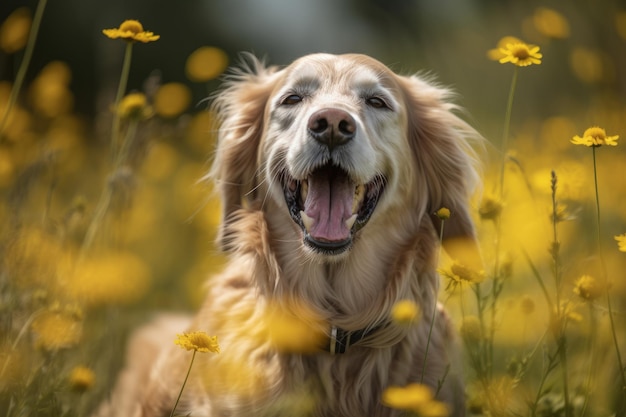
left=304, top=168, right=353, bottom=242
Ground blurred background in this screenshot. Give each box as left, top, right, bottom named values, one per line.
left=1, top=0, right=626, bottom=415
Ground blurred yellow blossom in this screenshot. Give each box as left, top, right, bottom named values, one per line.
left=153, top=82, right=191, bottom=118
left=391, top=300, right=420, bottom=325
left=570, top=47, right=605, bottom=84
left=487, top=36, right=522, bottom=61
left=117, top=92, right=152, bottom=120
left=260, top=299, right=327, bottom=353
left=0, top=7, right=31, bottom=53
left=571, top=126, right=618, bottom=147
left=497, top=41, right=542, bottom=67
left=519, top=295, right=535, bottom=315
left=573, top=275, right=602, bottom=301
left=532, top=7, right=570, bottom=39
left=435, top=207, right=450, bottom=220
left=65, top=251, right=151, bottom=307
left=102, top=19, right=159, bottom=43
left=382, top=383, right=449, bottom=417
left=186, top=46, right=229, bottom=82
left=68, top=366, right=96, bottom=392
left=460, top=315, right=482, bottom=344
left=441, top=261, right=486, bottom=285
left=478, top=195, right=503, bottom=221
left=615, top=234, right=626, bottom=252
left=175, top=331, right=220, bottom=353
left=31, top=310, right=82, bottom=351
left=29, top=61, right=74, bottom=118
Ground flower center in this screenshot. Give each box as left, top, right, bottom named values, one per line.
left=511, top=44, right=530, bottom=59
left=119, top=20, right=144, bottom=34
left=584, top=126, right=606, bottom=140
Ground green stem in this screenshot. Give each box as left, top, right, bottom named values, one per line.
left=0, top=0, right=48, bottom=141
left=499, top=67, right=518, bottom=197
left=420, top=219, right=445, bottom=383
left=170, top=350, right=196, bottom=417
left=591, top=146, right=626, bottom=391
left=111, top=42, right=134, bottom=156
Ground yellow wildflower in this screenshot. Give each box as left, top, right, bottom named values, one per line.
left=573, top=275, right=603, bottom=301
left=117, top=92, right=152, bottom=119
left=31, top=310, right=82, bottom=351
left=459, top=316, right=482, bottom=344
left=175, top=331, right=220, bottom=353
left=487, top=36, right=522, bottom=61
left=0, top=7, right=31, bottom=53
left=533, top=7, right=570, bottom=39
left=69, top=366, right=96, bottom=392
left=571, top=126, right=618, bottom=147
left=186, top=46, right=229, bottom=82
left=435, top=207, right=451, bottom=220
left=382, top=383, right=449, bottom=417
left=615, top=233, right=626, bottom=252
left=478, top=195, right=503, bottom=221
left=391, top=300, right=421, bottom=325
left=441, top=261, right=486, bottom=285
left=102, top=19, right=159, bottom=43
left=261, top=299, right=327, bottom=353
left=153, top=82, right=191, bottom=118
left=498, top=41, right=542, bottom=67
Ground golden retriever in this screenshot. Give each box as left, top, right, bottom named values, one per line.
left=96, top=53, right=482, bottom=417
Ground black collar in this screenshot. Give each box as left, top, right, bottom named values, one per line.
left=323, top=324, right=386, bottom=354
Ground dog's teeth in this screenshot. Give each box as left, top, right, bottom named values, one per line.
left=300, top=211, right=314, bottom=232
left=352, top=184, right=365, bottom=213
left=301, top=180, right=309, bottom=202
left=345, top=214, right=357, bottom=230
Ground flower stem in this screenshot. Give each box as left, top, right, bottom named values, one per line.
left=420, top=218, right=446, bottom=383
left=111, top=42, right=134, bottom=157
left=591, top=146, right=626, bottom=390
left=0, top=0, right=48, bottom=141
left=499, top=67, right=518, bottom=197
left=170, top=350, right=196, bottom=417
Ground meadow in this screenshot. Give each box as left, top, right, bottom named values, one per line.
left=0, top=2, right=625, bottom=416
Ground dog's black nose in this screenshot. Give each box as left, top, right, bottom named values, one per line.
left=308, top=108, right=356, bottom=149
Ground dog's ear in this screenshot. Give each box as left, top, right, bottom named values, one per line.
left=398, top=74, right=483, bottom=270
left=209, top=54, right=279, bottom=251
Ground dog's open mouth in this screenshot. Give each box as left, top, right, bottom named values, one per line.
left=282, top=164, right=385, bottom=255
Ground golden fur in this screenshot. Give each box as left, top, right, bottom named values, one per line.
left=96, top=53, right=482, bottom=417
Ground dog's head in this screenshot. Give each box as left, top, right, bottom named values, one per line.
left=210, top=53, right=481, bottom=264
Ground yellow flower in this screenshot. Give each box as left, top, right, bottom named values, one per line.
left=102, top=19, right=160, bottom=43
left=175, top=331, right=220, bottom=353
left=435, top=207, right=450, bottom=220
left=498, top=41, right=542, bottom=67
left=117, top=92, right=152, bottom=119
left=441, top=261, right=486, bottom=285
left=382, top=384, right=450, bottom=417
left=615, top=233, right=626, bottom=252
left=391, top=300, right=421, bottom=325
left=153, top=82, right=191, bottom=118
left=459, top=316, right=482, bottom=344
left=186, top=46, right=229, bottom=82
left=0, top=7, right=31, bottom=53
left=69, top=366, right=96, bottom=392
left=487, top=36, right=522, bottom=61
left=573, top=275, right=603, bottom=301
left=533, top=7, right=570, bottom=39
left=478, top=195, right=503, bottom=221
left=31, top=310, right=82, bottom=351
left=571, top=126, right=618, bottom=147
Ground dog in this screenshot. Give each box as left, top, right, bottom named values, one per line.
left=95, top=53, right=482, bottom=417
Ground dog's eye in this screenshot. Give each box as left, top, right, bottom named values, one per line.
left=281, top=94, right=303, bottom=105
left=366, top=97, right=389, bottom=109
